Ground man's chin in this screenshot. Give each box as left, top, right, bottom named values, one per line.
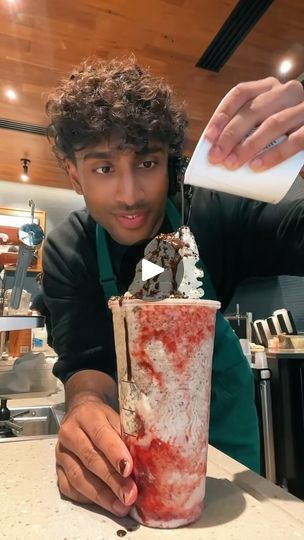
left=103, top=211, right=166, bottom=246
left=110, top=230, right=153, bottom=246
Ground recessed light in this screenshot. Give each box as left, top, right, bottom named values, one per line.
left=279, top=59, right=293, bottom=75
left=5, top=88, right=17, bottom=101
left=6, top=0, right=16, bottom=4
left=20, top=158, right=30, bottom=182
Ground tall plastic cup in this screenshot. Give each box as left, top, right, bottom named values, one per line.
left=108, top=297, right=220, bottom=529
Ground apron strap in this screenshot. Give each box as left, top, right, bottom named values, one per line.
left=95, top=225, right=119, bottom=300
left=165, top=198, right=217, bottom=300
left=165, top=198, right=181, bottom=230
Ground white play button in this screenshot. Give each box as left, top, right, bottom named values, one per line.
left=142, top=258, right=164, bottom=282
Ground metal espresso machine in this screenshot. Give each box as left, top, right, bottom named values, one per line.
left=225, top=305, right=276, bottom=484
left=226, top=304, right=304, bottom=499
left=0, top=200, right=45, bottom=438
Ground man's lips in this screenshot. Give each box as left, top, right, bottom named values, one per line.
left=114, top=211, right=148, bottom=229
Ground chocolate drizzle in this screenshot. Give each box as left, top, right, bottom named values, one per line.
left=124, top=227, right=195, bottom=299
left=123, top=317, right=132, bottom=381
left=146, top=232, right=188, bottom=295
left=171, top=252, right=182, bottom=293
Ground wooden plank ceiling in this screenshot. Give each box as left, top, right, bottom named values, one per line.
left=0, top=0, right=303, bottom=190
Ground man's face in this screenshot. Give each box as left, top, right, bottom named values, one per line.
left=67, top=139, right=169, bottom=245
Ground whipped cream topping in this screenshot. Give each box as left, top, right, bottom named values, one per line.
left=127, top=226, right=204, bottom=300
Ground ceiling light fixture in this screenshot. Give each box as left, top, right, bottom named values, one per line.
left=5, top=88, right=17, bottom=101
left=20, top=158, right=31, bottom=182
left=279, top=59, right=293, bottom=75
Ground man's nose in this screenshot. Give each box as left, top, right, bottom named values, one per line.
left=115, top=170, right=144, bottom=207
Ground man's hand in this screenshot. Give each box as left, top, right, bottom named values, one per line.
left=55, top=395, right=138, bottom=517
left=204, top=77, right=304, bottom=171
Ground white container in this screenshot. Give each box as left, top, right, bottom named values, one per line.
left=184, top=132, right=304, bottom=204
left=0, top=353, right=58, bottom=395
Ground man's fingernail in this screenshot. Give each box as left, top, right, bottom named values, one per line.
left=205, top=126, right=219, bottom=143
left=208, top=145, right=223, bottom=163
left=113, top=500, right=129, bottom=516
left=121, top=491, right=131, bottom=506
left=250, top=157, right=263, bottom=170
left=119, top=459, right=128, bottom=476
left=224, top=153, right=237, bottom=168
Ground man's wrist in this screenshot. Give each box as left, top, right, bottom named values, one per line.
left=64, top=369, right=119, bottom=411
left=66, top=390, right=105, bottom=412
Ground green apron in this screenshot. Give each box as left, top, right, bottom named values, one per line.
left=96, top=199, right=260, bottom=473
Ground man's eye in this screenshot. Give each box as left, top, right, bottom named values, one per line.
left=139, top=160, right=156, bottom=169
left=95, top=166, right=113, bottom=174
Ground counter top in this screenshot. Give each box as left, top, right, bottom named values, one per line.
left=0, top=315, right=45, bottom=331
left=1, top=393, right=304, bottom=540
left=267, top=350, right=304, bottom=359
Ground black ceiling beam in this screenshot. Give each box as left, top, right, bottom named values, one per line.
left=0, top=118, right=47, bottom=136
left=196, top=0, right=274, bottom=72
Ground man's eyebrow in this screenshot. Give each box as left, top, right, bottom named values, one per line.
left=82, top=151, right=113, bottom=161
left=136, top=146, right=165, bottom=156
left=82, top=146, right=165, bottom=161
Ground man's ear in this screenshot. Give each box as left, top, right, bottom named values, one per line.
left=66, top=159, right=83, bottom=195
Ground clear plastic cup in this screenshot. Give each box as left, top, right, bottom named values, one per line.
left=109, top=297, right=220, bottom=528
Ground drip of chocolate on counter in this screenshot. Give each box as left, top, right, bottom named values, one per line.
left=116, top=530, right=127, bottom=537
left=123, top=317, right=132, bottom=381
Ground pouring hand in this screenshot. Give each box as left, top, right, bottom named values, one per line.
left=204, top=77, right=304, bottom=170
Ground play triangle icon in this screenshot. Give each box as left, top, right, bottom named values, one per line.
left=142, top=258, right=164, bottom=282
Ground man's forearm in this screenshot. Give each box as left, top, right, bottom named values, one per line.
left=64, top=369, right=119, bottom=412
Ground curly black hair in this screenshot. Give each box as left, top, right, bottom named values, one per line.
left=46, top=56, right=189, bottom=169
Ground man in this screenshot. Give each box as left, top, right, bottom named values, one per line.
left=43, top=56, right=304, bottom=517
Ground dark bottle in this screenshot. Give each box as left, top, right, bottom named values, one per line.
left=0, top=398, right=10, bottom=421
